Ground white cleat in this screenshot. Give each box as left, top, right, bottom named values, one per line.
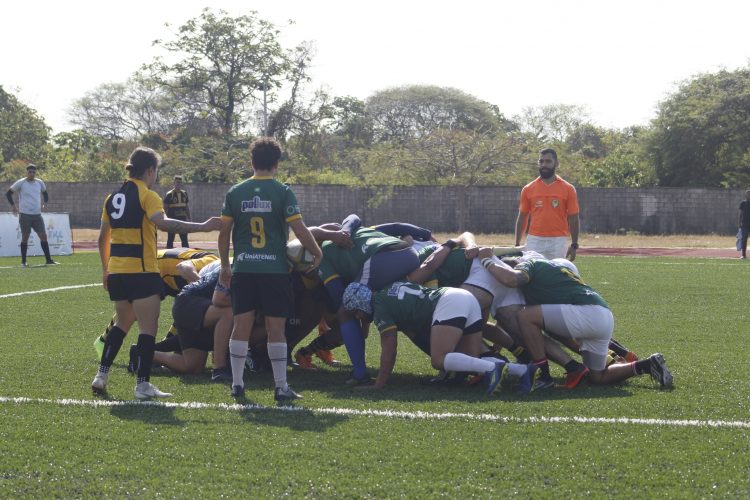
left=135, top=381, right=172, bottom=400
left=91, top=373, right=108, bottom=395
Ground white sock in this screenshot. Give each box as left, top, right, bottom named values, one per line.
left=267, top=342, right=288, bottom=390
left=506, top=362, right=527, bottom=377
left=443, top=352, right=496, bottom=373
left=229, top=340, right=248, bottom=387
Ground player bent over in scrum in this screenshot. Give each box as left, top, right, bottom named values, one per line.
left=342, top=281, right=532, bottom=394
left=478, top=248, right=674, bottom=392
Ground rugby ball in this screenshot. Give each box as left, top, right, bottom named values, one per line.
left=286, top=239, right=315, bottom=271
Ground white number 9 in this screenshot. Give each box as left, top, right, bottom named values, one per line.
left=110, top=193, right=126, bottom=219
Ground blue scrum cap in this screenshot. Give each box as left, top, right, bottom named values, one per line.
left=342, top=282, right=373, bottom=315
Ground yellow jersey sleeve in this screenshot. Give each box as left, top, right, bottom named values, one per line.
left=143, top=190, right=164, bottom=219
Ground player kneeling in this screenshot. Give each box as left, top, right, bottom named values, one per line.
left=342, top=281, right=530, bottom=394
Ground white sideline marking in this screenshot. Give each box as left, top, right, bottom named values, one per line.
left=0, top=283, right=99, bottom=299
left=1, top=396, right=748, bottom=429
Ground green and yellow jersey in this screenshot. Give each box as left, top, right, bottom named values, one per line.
left=516, top=258, right=609, bottom=308
left=372, top=281, right=448, bottom=336
left=416, top=245, right=473, bottom=288
left=317, top=227, right=405, bottom=285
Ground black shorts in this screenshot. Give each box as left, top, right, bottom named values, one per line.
left=19, top=213, right=46, bottom=235
left=107, top=273, right=163, bottom=302
left=173, top=294, right=213, bottom=351
left=230, top=272, right=293, bottom=317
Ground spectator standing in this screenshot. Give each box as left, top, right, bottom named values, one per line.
left=5, top=163, right=57, bottom=267
left=514, top=149, right=580, bottom=260
left=738, top=189, right=750, bottom=259
left=163, top=175, right=191, bottom=248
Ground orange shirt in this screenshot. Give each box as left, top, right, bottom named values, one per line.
left=519, top=175, right=579, bottom=237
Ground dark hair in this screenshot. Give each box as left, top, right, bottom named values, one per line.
left=125, top=147, right=161, bottom=178
left=539, top=148, right=558, bottom=162
left=250, top=137, right=282, bottom=171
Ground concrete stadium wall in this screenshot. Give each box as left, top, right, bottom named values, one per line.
left=39, top=182, right=743, bottom=235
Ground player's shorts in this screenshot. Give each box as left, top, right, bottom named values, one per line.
left=525, top=235, right=569, bottom=260
left=463, top=256, right=522, bottom=305
left=358, top=246, right=420, bottom=291
left=541, top=304, right=614, bottom=370
left=432, top=288, right=483, bottom=335
left=230, top=272, right=293, bottom=317
left=107, top=273, right=163, bottom=302
left=172, top=294, right=213, bottom=351
left=19, top=213, right=45, bottom=235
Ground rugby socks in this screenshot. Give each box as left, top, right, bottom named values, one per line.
left=135, top=334, right=155, bottom=384
left=229, top=339, right=249, bottom=388
left=268, top=342, right=289, bottom=390
left=632, top=359, right=651, bottom=375
left=299, top=334, right=338, bottom=356
left=40, top=241, right=52, bottom=261
left=341, top=319, right=367, bottom=379
left=20, top=242, right=28, bottom=265
left=99, top=325, right=126, bottom=370
left=443, top=352, right=495, bottom=373
left=155, top=334, right=181, bottom=352
left=510, top=343, right=531, bottom=363
left=533, top=358, right=552, bottom=379
left=564, top=360, right=585, bottom=373
left=608, top=339, right=630, bottom=358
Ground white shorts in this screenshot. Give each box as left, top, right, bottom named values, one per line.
left=541, top=304, right=614, bottom=370
left=464, top=257, right=506, bottom=298
left=432, top=288, right=483, bottom=332
left=525, top=235, right=569, bottom=260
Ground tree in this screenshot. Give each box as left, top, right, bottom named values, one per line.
left=145, top=8, right=309, bottom=136
left=365, top=85, right=513, bottom=144
left=648, top=67, right=750, bottom=187
left=514, top=104, right=590, bottom=143
left=0, top=85, right=50, bottom=166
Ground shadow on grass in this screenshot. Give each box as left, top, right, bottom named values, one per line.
left=236, top=405, right=348, bottom=432
left=110, top=401, right=183, bottom=426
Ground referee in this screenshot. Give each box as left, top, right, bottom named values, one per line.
left=162, top=175, right=191, bottom=248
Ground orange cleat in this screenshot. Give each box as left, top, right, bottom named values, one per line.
left=315, top=349, right=340, bottom=366
left=294, top=351, right=317, bottom=370
left=561, top=366, right=590, bottom=389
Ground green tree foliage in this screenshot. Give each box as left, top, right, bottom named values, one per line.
left=648, top=67, right=750, bottom=187
left=145, top=8, right=309, bottom=136
left=0, top=86, right=50, bottom=169
left=515, top=104, right=589, bottom=143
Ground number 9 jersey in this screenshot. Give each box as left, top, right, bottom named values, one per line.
left=221, top=174, right=302, bottom=274
left=101, top=178, right=164, bottom=274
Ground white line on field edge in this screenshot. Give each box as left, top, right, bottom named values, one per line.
left=1, top=396, right=748, bottom=429
left=0, top=283, right=99, bottom=299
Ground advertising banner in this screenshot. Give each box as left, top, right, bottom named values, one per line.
left=0, top=212, right=73, bottom=257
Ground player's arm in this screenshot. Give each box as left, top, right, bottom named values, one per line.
left=290, top=218, right=323, bottom=271
left=373, top=328, right=398, bottom=389
left=740, top=207, right=744, bottom=228
left=98, top=219, right=112, bottom=290
left=514, top=211, right=530, bottom=246
left=566, top=214, right=580, bottom=261
left=477, top=247, right=529, bottom=288
left=6, top=189, right=18, bottom=215
left=218, top=217, right=233, bottom=288
left=406, top=241, right=455, bottom=284
left=41, top=189, right=48, bottom=211
left=176, top=261, right=200, bottom=283
left=150, top=212, right=222, bottom=234
left=375, top=222, right=432, bottom=242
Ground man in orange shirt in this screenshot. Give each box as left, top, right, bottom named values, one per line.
left=514, top=148, right=580, bottom=260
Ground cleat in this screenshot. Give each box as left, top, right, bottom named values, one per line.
left=91, top=373, right=108, bottom=394
left=648, top=353, right=673, bottom=389
left=294, top=350, right=317, bottom=370
left=561, top=366, right=590, bottom=389
left=45, top=260, right=59, bottom=265
left=315, top=349, right=340, bottom=366
left=624, top=351, right=639, bottom=363
left=274, top=385, right=303, bottom=404
left=466, top=373, right=484, bottom=385
left=135, top=381, right=172, bottom=400
left=531, top=370, right=555, bottom=392
left=93, top=336, right=105, bottom=361
left=211, top=366, right=233, bottom=382
left=230, top=385, right=245, bottom=398
left=21, top=262, right=28, bottom=268
left=345, top=372, right=374, bottom=387
left=485, top=361, right=508, bottom=395
left=517, top=364, right=538, bottom=394
left=127, top=344, right=138, bottom=374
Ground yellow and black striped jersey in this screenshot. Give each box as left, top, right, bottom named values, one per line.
left=158, top=248, right=218, bottom=296
left=163, top=189, right=189, bottom=218
left=101, top=178, right=163, bottom=274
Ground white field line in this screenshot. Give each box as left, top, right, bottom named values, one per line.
left=0, top=283, right=99, bottom=299
left=1, top=396, right=748, bottom=429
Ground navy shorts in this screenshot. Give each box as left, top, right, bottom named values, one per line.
left=230, top=272, right=293, bottom=317
left=107, top=273, right=163, bottom=302
left=357, top=246, right=420, bottom=291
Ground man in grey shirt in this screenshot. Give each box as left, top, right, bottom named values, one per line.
left=5, top=164, right=57, bottom=267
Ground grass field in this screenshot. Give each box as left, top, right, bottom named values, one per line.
left=1, top=252, right=749, bottom=497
